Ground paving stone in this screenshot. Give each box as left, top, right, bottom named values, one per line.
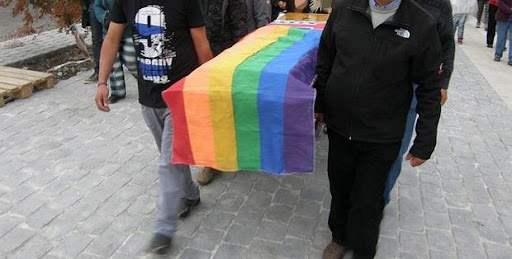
left=0, top=226, right=36, bottom=253
left=375, top=236, right=399, bottom=259
left=448, top=208, right=475, bottom=228
left=116, top=232, right=150, bottom=256
left=203, top=211, right=235, bottom=231
left=224, top=224, right=257, bottom=246
left=300, top=186, right=325, bottom=202
left=216, top=192, right=245, bottom=213
left=456, top=246, right=486, bottom=259
left=472, top=203, right=500, bottom=222
left=272, top=188, right=300, bottom=206
left=26, top=205, right=62, bottom=229
left=226, top=181, right=253, bottom=195
left=10, top=235, right=53, bottom=259
left=77, top=214, right=115, bottom=235
left=49, top=231, right=94, bottom=258
left=287, top=217, right=316, bottom=240
left=380, top=214, right=399, bottom=237
left=179, top=248, right=211, bottom=259
left=279, top=238, right=308, bottom=258
left=476, top=220, right=509, bottom=244
left=234, top=204, right=266, bottom=226
left=422, top=196, right=448, bottom=213
left=294, top=199, right=321, bottom=219
left=213, top=244, right=246, bottom=259
left=4, top=183, right=38, bottom=203
left=426, top=229, right=456, bottom=252
left=265, top=204, right=294, bottom=223
left=484, top=242, right=512, bottom=259
left=176, top=214, right=204, bottom=238
left=188, top=227, right=223, bottom=251
left=109, top=211, right=144, bottom=234
left=280, top=175, right=306, bottom=190
left=255, top=220, right=287, bottom=242
left=312, top=229, right=331, bottom=250
left=425, top=211, right=451, bottom=230
left=86, top=228, right=129, bottom=257
left=452, top=226, right=482, bottom=246
left=253, top=176, right=280, bottom=193
left=247, top=239, right=280, bottom=258
left=429, top=249, right=457, bottom=259
left=399, top=196, right=423, bottom=216
left=399, top=213, right=425, bottom=233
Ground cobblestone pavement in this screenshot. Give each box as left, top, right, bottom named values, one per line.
left=0, top=48, right=511, bottom=258
left=0, top=26, right=91, bottom=66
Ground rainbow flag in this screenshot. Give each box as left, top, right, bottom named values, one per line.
left=162, top=25, right=322, bottom=174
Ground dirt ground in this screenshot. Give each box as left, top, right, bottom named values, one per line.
left=14, top=47, right=95, bottom=82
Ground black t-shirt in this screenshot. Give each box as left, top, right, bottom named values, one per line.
left=110, top=0, right=205, bottom=108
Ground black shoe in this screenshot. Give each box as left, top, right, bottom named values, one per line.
left=108, top=95, right=125, bottom=104
left=476, top=22, right=481, bottom=28
left=147, top=233, right=172, bottom=254
left=179, top=197, right=200, bottom=218
left=508, top=61, right=512, bottom=66
left=487, top=44, right=493, bottom=48
left=84, top=73, right=98, bottom=83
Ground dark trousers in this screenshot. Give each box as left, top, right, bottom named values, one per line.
left=477, top=0, right=487, bottom=24
left=487, top=5, right=498, bottom=45
left=327, top=130, right=401, bottom=258
left=89, top=3, right=103, bottom=74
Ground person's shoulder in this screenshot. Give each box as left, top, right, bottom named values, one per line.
left=412, top=0, right=452, bottom=13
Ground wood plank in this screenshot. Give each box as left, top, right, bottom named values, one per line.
left=0, top=88, right=5, bottom=107
left=0, top=77, right=32, bottom=88
left=12, top=85, right=33, bottom=99
left=0, top=82, right=20, bottom=91
left=279, top=13, right=329, bottom=21
left=0, top=66, right=52, bottom=78
left=0, top=71, right=43, bottom=82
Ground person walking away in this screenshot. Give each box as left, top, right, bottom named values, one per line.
left=477, top=0, right=489, bottom=27
left=384, top=0, right=455, bottom=205
left=488, top=0, right=499, bottom=47
left=81, top=0, right=104, bottom=83
left=94, top=0, right=213, bottom=254
left=95, top=0, right=138, bottom=103
left=451, top=0, right=478, bottom=44
left=315, top=0, right=443, bottom=257
left=494, top=0, right=512, bottom=64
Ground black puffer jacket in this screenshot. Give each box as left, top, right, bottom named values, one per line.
left=315, top=0, right=443, bottom=160
left=202, top=0, right=248, bottom=56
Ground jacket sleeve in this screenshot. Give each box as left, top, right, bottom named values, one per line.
left=498, top=0, right=512, bottom=15
left=254, top=0, right=271, bottom=28
left=409, top=26, right=443, bottom=160
left=313, top=5, right=338, bottom=113
left=94, top=0, right=107, bottom=25
left=438, top=0, right=455, bottom=89
left=229, top=0, right=249, bottom=42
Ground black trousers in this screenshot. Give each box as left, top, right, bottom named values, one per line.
left=487, top=5, right=498, bottom=45
left=327, top=130, right=401, bottom=258
left=477, top=0, right=488, bottom=24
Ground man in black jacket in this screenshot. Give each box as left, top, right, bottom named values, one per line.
left=315, top=0, right=443, bottom=257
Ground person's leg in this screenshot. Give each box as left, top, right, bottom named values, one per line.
left=326, top=129, right=358, bottom=247
left=384, top=88, right=417, bottom=204
left=121, top=37, right=138, bottom=78
left=507, top=21, right=512, bottom=63
left=347, top=141, right=401, bottom=258
left=140, top=106, right=199, bottom=250
left=86, top=3, right=103, bottom=82
left=495, top=21, right=508, bottom=60
left=476, top=0, right=485, bottom=27
left=487, top=5, right=498, bottom=46
left=459, top=14, right=467, bottom=41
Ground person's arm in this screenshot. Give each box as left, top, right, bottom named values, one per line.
left=254, top=0, right=271, bottom=28
left=437, top=0, right=455, bottom=105
left=407, top=26, right=443, bottom=166
left=94, top=0, right=107, bottom=26
left=95, top=22, right=125, bottom=112
left=190, top=27, right=214, bottom=65
left=313, top=5, right=338, bottom=120
left=229, top=0, right=249, bottom=42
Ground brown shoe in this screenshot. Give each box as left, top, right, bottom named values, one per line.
left=322, top=242, right=348, bottom=259
left=196, top=167, right=217, bottom=185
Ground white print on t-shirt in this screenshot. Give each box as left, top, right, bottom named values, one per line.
left=135, top=5, right=175, bottom=84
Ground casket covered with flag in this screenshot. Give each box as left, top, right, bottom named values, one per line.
left=162, top=22, right=325, bottom=175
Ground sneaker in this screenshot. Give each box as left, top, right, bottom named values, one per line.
left=457, top=38, right=463, bottom=44
left=84, top=72, right=98, bottom=83
left=322, top=242, right=348, bottom=259
left=179, top=197, right=200, bottom=218
left=196, top=167, right=217, bottom=185
left=147, top=233, right=172, bottom=255
left=476, top=21, right=481, bottom=28
left=494, top=56, right=501, bottom=62
left=487, top=44, right=493, bottom=48
left=108, top=95, right=125, bottom=104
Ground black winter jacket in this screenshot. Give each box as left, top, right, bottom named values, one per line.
left=314, top=0, right=442, bottom=160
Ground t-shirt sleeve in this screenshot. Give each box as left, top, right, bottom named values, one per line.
left=187, top=0, right=206, bottom=28
left=110, top=0, right=127, bottom=24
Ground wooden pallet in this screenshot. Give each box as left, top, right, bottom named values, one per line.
left=0, top=66, right=54, bottom=107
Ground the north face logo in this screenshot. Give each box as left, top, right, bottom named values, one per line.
left=395, top=28, right=410, bottom=39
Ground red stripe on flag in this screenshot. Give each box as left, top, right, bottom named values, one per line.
left=162, top=78, right=195, bottom=165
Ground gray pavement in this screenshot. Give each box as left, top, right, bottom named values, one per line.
left=0, top=26, right=91, bottom=66
left=1, top=30, right=512, bottom=259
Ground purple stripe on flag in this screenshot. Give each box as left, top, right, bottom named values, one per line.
left=283, top=47, right=318, bottom=173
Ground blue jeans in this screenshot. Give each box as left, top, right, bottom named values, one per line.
left=453, top=13, right=467, bottom=40
left=495, top=20, right=512, bottom=61
left=89, top=3, right=103, bottom=74
left=384, top=86, right=417, bottom=204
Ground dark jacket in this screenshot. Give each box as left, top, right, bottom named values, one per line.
left=416, top=0, right=454, bottom=89
left=81, top=0, right=91, bottom=28
left=94, top=0, right=132, bottom=37
left=315, top=0, right=442, bottom=159
left=247, top=0, right=271, bottom=33
left=203, top=0, right=249, bottom=56
left=496, top=0, right=512, bottom=22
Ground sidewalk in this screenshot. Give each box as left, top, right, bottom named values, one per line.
left=0, top=22, right=511, bottom=258
left=0, top=26, right=91, bottom=66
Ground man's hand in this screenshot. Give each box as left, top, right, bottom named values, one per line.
left=95, top=85, right=110, bottom=112
left=441, top=89, right=448, bottom=106
left=405, top=153, right=426, bottom=167
left=278, top=0, right=287, bottom=9
left=315, top=113, right=324, bottom=124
